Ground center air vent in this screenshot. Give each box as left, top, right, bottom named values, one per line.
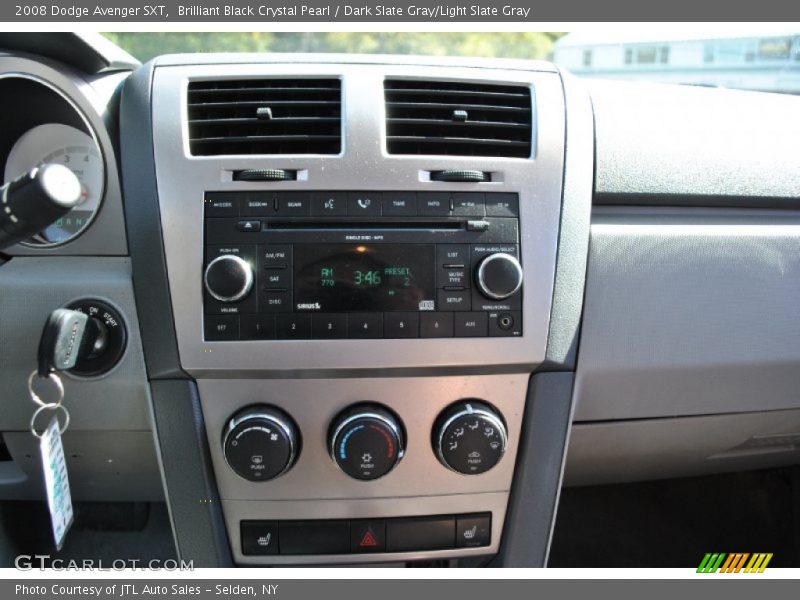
left=384, top=80, right=532, bottom=158
left=187, top=79, right=341, bottom=156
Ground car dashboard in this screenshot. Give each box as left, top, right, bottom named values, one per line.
left=0, top=34, right=799, bottom=568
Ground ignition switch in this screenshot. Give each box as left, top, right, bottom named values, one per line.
left=38, top=299, right=127, bottom=378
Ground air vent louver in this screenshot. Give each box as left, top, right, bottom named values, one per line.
left=187, top=79, right=341, bottom=156
left=384, top=80, right=532, bottom=158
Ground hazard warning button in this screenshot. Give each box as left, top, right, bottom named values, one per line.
left=351, top=519, right=386, bottom=553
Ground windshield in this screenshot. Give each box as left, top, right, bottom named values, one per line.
left=105, top=30, right=800, bottom=95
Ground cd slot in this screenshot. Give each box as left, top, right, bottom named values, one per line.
left=264, top=219, right=463, bottom=231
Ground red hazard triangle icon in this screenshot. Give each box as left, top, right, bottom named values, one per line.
left=359, top=529, right=378, bottom=548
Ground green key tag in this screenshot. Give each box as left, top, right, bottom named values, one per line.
left=40, top=415, right=74, bottom=550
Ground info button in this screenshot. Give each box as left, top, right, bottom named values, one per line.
left=418, top=192, right=451, bottom=216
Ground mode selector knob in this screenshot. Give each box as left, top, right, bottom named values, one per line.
left=434, top=400, right=508, bottom=475
left=204, top=254, right=254, bottom=302
left=329, top=404, right=405, bottom=481
left=475, top=253, right=523, bottom=300
left=223, top=406, right=300, bottom=482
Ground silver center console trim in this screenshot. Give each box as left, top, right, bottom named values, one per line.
left=199, top=374, right=527, bottom=564
left=151, top=61, right=565, bottom=378
left=149, top=57, right=568, bottom=564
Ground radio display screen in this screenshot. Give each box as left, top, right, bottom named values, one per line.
left=293, top=244, right=436, bottom=312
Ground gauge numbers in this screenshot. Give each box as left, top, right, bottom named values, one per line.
left=4, top=123, right=104, bottom=245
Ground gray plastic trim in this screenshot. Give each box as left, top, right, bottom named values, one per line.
left=0, top=33, right=139, bottom=74
left=150, top=61, right=566, bottom=377
left=539, top=69, right=594, bottom=371
left=575, top=208, right=800, bottom=422
left=152, top=52, right=557, bottom=73
left=0, top=256, right=159, bottom=502
left=589, top=79, right=800, bottom=206
left=0, top=257, right=150, bottom=432
left=565, top=409, right=800, bottom=487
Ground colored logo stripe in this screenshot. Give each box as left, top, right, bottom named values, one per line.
left=697, top=552, right=773, bottom=573
left=744, top=553, right=773, bottom=573
left=697, top=553, right=726, bottom=573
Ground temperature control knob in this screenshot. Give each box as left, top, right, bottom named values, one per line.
left=204, top=254, right=254, bottom=302
left=434, top=400, right=507, bottom=475
left=223, top=406, right=300, bottom=482
left=475, top=253, right=523, bottom=300
left=329, top=405, right=405, bottom=481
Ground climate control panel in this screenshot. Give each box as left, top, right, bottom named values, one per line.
left=221, top=400, right=506, bottom=483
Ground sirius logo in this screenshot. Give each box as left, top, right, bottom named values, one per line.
left=296, top=303, right=322, bottom=311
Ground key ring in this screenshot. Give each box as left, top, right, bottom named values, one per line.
left=30, top=403, right=70, bottom=439
left=28, top=369, right=64, bottom=408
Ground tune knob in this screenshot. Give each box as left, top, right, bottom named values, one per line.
left=204, top=254, right=254, bottom=302
left=475, top=253, right=523, bottom=300
left=329, top=404, right=405, bottom=481
left=433, top=400, right=507, bottom=475
left=222, top=406, right=300, bottom=482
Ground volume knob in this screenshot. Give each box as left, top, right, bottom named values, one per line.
left=475, top=253, right=523, bottom=300
left=204, top=254, right=254, bottom=302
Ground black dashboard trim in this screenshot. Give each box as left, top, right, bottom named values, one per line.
left=119, top=61, right=188, bottom=380
left=594, top=193, right=800, bottom=210
left=490, top=371, right=575, bottom=566
left=0, top=33, right=139, bottom=75
left=150, top=379, right=232, bottom=567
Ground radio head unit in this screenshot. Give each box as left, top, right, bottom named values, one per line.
left=202, top=190, right=523, bottom=341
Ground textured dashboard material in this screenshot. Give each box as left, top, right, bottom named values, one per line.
left=0, top=257, right=161, bottom=500
left=574, top=209, right=800, bottom=422
left=590, top=80, right=800, bottom=207
left=565, top=409, right=800, bottom=486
